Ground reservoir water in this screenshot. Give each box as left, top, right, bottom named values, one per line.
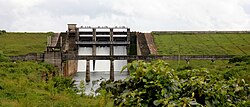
left=73, top=46, right=128, bottom=94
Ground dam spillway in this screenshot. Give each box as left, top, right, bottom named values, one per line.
left=75, top=25, right=130, bottom=81
left=70, top=25, right=130, bottom=94
left=39, top=24, right=236, bottom=79
left=78, top=46, right=127, bottom=72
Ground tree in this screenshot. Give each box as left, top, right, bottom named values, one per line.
left=0, top=30, right=6, bottom=34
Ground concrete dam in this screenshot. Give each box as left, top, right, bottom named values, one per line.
left=10, top=24, right=236, bottom=83
left=44, top=24, right=133, bottom=82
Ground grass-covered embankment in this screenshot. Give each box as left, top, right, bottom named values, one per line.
left=0, top=32, right=50, bottom=56
left=0, top=54, right=113, bottom=107
left=153, top=33, right=250, bottom=55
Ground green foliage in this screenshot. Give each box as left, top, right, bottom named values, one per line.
left=229, top=56, right=250, bottom=64
left=100, top=60, right=250, bottom=106
left=51, top=76, right=77, bottom=93
left=47, top=32, right=54, bottom=36
left=0, top=60, right=113, bottom=107
left=0, top=51, right=9, bottom=62
left=0, top=30, right=6, bottom=35
left=79, top=80, right=85, bottom=97
left=224, top=56, right=250, bottom=83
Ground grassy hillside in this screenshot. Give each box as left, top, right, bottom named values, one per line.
left=153, top=33, right=250, bottom=55
left=0, top=32, right=50, bottom=56
left=0, top=54, right=113, bottom=107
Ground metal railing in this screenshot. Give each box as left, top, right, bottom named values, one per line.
left=62, top=54, right=235, bottom=60
left=76, top=41, right=130, bottom=45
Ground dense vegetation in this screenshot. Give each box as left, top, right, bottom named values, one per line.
left=99, top=57, right=250, bottom=106
left=1, top=53, right=250, bottom=106
left=1, top=32, right=250, bottom=106
left=0, top=32, right=50, bottom=56
left=153, top=33, right=250, bottom=55
left=0, top=53, right=113, bottom=107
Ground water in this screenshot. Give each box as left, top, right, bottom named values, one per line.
left=73, top=71, right=128, bottom=95
left=73, top=46, right=128, bottom=94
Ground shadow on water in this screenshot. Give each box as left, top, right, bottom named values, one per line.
left=73, top=71, right=129, bottom=95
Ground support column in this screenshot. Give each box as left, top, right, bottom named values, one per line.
left=110, top=28, right=114, bottom=81
left=127, top=28, right=130, bottom=56
left=92, top=28, right=96, bottom=71
left=110, top=28, right=113, bottom=42
left=92, top=29, right=96, bottom=56
left=60, top=35, right=63, bottom=48
left=110, top=28, right=114, bottom=56
left=92, top=45, right=96, bottom=56
left=92, top=44, right=96, bottom=71
left=110, top=59, right=114, bottom=81
left=110, top=45, right=114, bottom=56
left=76, top=28, right=80, bottom=52
left=86, top=59, right=90, bottom=82
left=127, top=28, right=130, bottom=43
left=64, top=61, right=68, bottom=76
left=93, top=28, right=96, bottom=42
left=76, top=28, right=80, bottom=42
left=126, top=28, right=131, bottom=74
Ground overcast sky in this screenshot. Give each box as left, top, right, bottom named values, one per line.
left=0, top=0, right=250, bottom=32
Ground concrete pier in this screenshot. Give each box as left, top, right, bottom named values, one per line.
left=127, top=28, right=130, bottom=55
left=110, top=28, right=114, bottom=81
left=110, top=59, right=114, bottom=81
left=92, top=28, right=96, bottom=72
left=92, top=28, right=96, bottom=56
left=110, top=29, right=114, bottom=56
left=86, top=59, right=90, bottom=82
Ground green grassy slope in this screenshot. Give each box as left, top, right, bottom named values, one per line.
left=0, top=60, right=113, bottom=107
left=0, top=33, right=49, bottom=56
left=153, top=33, right=250, bottom=55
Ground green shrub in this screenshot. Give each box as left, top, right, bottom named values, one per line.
left=0, top=30, right=6, bottom=35
left=0, top=51, right=9, bottom=62
left=47, top=32, right=54, bottom=36
left=51, top=76, right=77, bottom=93
left=100, top=60, right=250, bottom=106
left=1, top=30, right=6, bottom=33
left=229, top=56, right=250, bottom=64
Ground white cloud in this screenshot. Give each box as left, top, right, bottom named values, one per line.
left=0, top=0, right=249, bottom=32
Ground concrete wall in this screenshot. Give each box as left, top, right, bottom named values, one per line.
left=10, top=53, right=44, bottom=61
left=136, top=33, right=142, bottom=55
left=62, top=60, right=78, bottom=76
left=137, top=33, right=150, bottom=55
left=44, top=31, right=78, bottom=77
left=144, top=33, right=158, bottom=55
left=44, top=52, right=62, bottom=75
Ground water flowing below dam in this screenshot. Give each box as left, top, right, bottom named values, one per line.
left=73, top=46, right=128, bottom=94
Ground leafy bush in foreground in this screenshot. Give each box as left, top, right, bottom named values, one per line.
left=100, top=60, right=250, bottom=107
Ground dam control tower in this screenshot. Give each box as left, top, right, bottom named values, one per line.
left=67, top=24, right=130, bottom=81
